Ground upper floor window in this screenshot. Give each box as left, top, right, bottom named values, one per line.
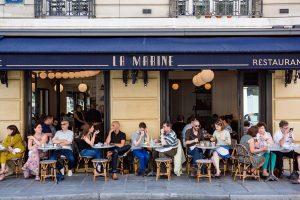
left=174, top=0, right=262, bottom=17
left=34, top=0, right=95, bottom=18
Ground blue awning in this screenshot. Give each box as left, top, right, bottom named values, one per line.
left=0, top=36, right=300, bottom=69
left=1, top=36, right=300, bottom=53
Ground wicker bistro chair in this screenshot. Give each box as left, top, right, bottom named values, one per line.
left=185, top=147, right=193, bottom=176
left=92, top=159, right=109, bottom=182
left=196, top=159, right=213, bottom=183
left=73, top=140, right=93, bottom=175
left=117, top=148, right=131, bottom=174
left=40, top=160, right=57, bottom=182
left=230, top=144, right=239, bottom=177
left=282, top=156, right=294, bottom=175
left=234, top=144, right=261, bottom=182
left=133, top=156, right=139, bottom=175
left=11, top=152, right=25, bottom=177
left=155, top=157, right=172, bottom=181
left=59, top=155, right=69, bottom=175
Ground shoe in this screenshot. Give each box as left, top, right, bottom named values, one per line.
left=60, top=167, right=65, bottom=176
left=138, top=171, right=145, bottom=177
left=67, top=170, right=73, bottom=177
left=291, top=179, right=300, bottom=184
left=23, top=168, right=30, bottom=179
left=35, top=176, right=40, bottom=181
left=112, top=173, right=118, bottom=180
left=0, top=170, right=8, bottom=176
left=0, top=174, right=5, bottom=181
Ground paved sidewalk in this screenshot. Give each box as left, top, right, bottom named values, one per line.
left=0, top=173, right=299, bottom=200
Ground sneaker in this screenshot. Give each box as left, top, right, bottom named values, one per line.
left=60, top=167, right=65, bottom=176
left=68, top=170, right=73, bottom=177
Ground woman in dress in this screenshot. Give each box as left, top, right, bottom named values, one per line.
left=210, top=119, right=231, bottom=177
left=256, top=122, right=277, bottom=177
left=0, top=125, right=25, bottom=181
left=239, top=126, right=266, bottom=175
left=77, top=123, right=102, bottom=159
left=22, top=123, right=48, bottom=180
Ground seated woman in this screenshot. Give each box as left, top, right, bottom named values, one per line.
left=22, top=123, right=48, bottom=180
left=210, top=119, right=231, bottom=177
left=78, top=123, right=102, bottom=159
left=256, top=122, right=277, bottom=178
left=239, top=126, right=266, bottom=175
left=0, top=125, right=25, bottom=181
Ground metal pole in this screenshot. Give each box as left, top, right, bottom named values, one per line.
left=56, top=79, right=61, bottom=121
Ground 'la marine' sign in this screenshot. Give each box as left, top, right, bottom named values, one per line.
left=113, top=56, right=174, bottom=67
left=0, top=54, right=300, bottom=70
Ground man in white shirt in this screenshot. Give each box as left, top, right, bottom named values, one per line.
left=50, top=120, right=75, bottom=176
left=273, top=120, right=300, bottom=178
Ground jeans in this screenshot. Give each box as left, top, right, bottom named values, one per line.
left=187, top=147, right=203, bottom=167
left=111, top=145, right=131, bottom=173
left=274, top=151, right=299, bottom=173
left=49, top=149, right=75, bottom=170
left=132, top=149, right=150, bottom=172
left=80, top=148, right=102, bottom=159
left=262, top=152, right=276, bottom=171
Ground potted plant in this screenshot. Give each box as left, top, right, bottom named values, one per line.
left=204, top=11, right=212, bottom=18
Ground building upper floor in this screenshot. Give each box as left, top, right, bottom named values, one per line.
left=1, top=0, right=300, bottom=19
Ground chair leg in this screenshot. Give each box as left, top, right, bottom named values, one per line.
left=167, top=162, right=171, bottom=181
left=208, top=163, right=212, bottom=183
left=76, top=157, right=82, bottom=173
left=187, top=160, right=190, bottom=176
left=156, top=161, right=160, bottom=181
left=84, top=158, right=90, bottom=175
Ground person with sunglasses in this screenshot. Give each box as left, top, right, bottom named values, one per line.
left=50, top=120, right=75, bottom=177
left=185, top=120, right=204, bottom=176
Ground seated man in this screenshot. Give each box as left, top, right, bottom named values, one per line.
left=50, top=120, right=75, bottom=176
left=42, top=115, right=55, bottom=139
left=106, top=121, right=131, bottom=180
left=185, top=120, right=204, bottom=175
left=273, top=120, right=300, bottom=179
left=131, top=122, right=150, bottom=176
left=157, top=121, right=178, bottom=172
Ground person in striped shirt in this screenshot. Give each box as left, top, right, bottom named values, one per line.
left=157, top=121, right=178, bottom=172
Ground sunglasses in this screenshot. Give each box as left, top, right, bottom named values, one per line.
left=194, top=125, right=200, bottom=127
left=61, top=123, right=68, bottom=126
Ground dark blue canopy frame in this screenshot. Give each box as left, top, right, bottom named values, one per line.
left=0, top=36, right=300, bottom=69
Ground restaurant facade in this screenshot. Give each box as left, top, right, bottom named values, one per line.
left=0, top=35, right=300, bottom=142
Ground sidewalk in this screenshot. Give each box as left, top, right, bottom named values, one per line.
left=0, top=173, right=299, bottom=200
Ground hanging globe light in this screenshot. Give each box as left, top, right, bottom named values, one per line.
left=39, top=72, right=47, bottom=79
left=55, top=72, right=62, bottom=79
left=68, top=72, right=75, bottom=79
left=54, top=84, right=64, bottom=92
left=62, top=72, right=69, bottom=79
left=48, top=72, right=55, bottom=79
left=192, top=75, right=205, bottom=87
left=171, top=83, right=179, bottom=90
left=74, top=72, right=81, bottom=78
left=78, top=82, right=88, bottom=93
left=200, top=70, right=214, bottom=83
left=79, top=71, right=86, bottom=78
left=204, top=83, right=212, bottom=90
